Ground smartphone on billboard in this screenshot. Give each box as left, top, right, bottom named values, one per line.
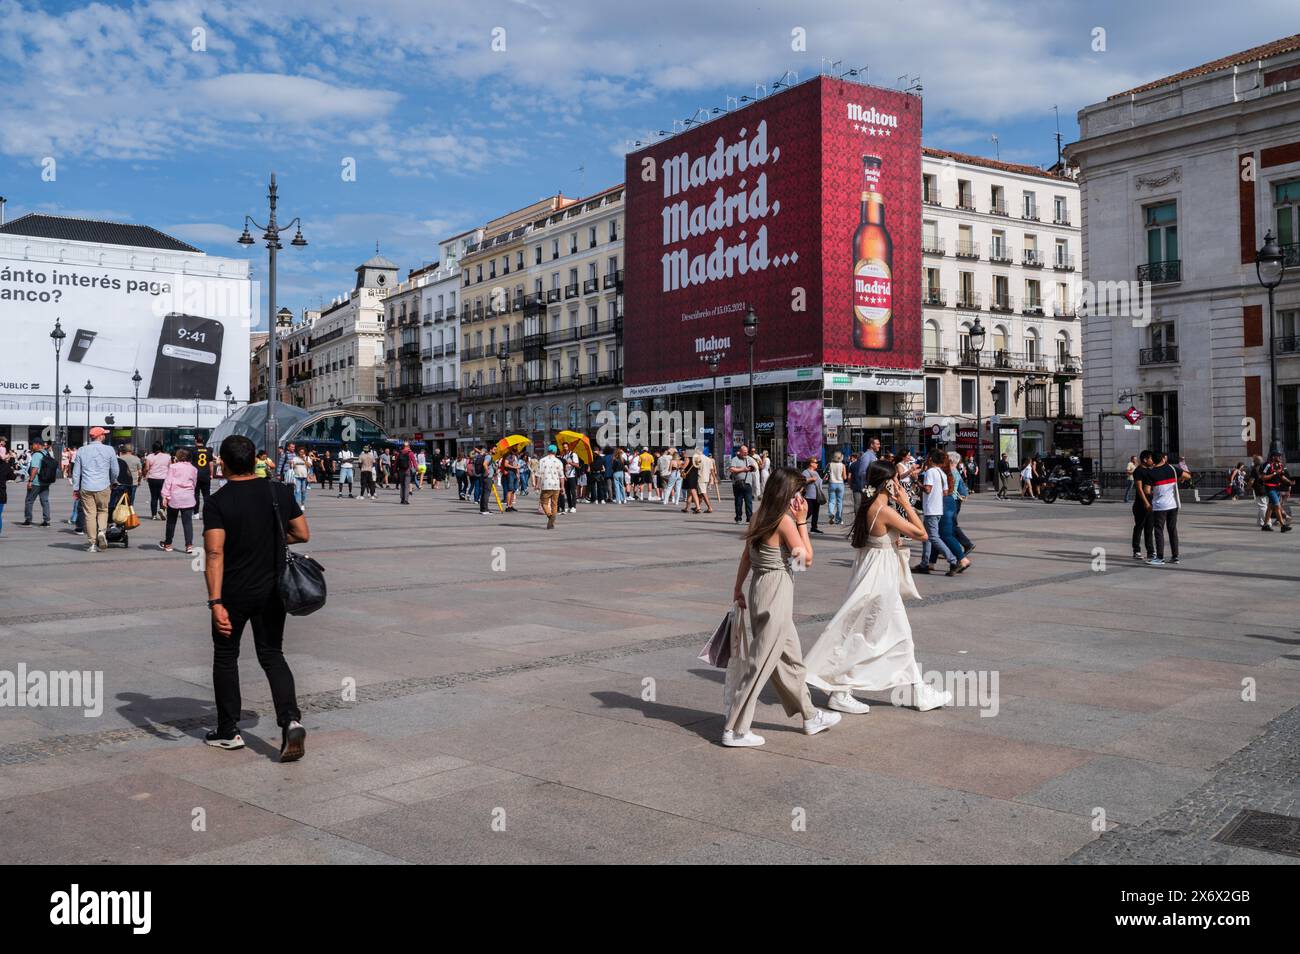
left=148, top=313, right=224, bottom=400
left=67, top=329, right=140, bottom=373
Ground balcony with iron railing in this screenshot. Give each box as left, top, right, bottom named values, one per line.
left=564, top=283, right=579, bottom=299
left=603, top=269, right=624, bottom=289
left=1056, top=353, right=1082, bottom=374
left=1022, top=249, right=1045, bottom=268
left=1053, top=212, right=1071, bottom=226
left=956, top=193, right=976, bottom=212
left=923, top=287, right=947, bottom=307
left=923, top=347, right=950, bottom=366
left=1053, top=254, right=1075, bottom=271
left=956, top=290, right=983, bottom=310
left=546, top=288, right=562, bottom=303
left=955, top=240, right=980, bottom=259
left=1284, top=244, right=1300, bottom=268
left=1022, top=300, right=1045, bottom=317
left=422, top=381, right=458, bottom=395
left=989, top=245, right=1012, bottom=264
left=989, top=294, right=1016, bottom=314
left=1277, top=334, right=1300, bottom=354
left=1022, top=206, right=1040, bottom=222
left=1053, top=304, right=1075, bottom=318
left=923, top=187, right=942, bottom=206
left=1139, top=346, right=1179, bottom=366
left=420, top=347, right=433, bottom=359
left=922, top=237, right=945, bottom=255
left=583, top=278, right=599, bottom=295
left=1137, top=260, right=1181, bottom=284
left=990, top=198, right=1008, bottom=216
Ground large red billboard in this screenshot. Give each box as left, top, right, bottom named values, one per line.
left=624, top=75, right=921, bottom=387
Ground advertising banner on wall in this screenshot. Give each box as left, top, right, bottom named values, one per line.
left=0, top=257, right=252, bottom=404
left=624, top=75, right=921, bottom=388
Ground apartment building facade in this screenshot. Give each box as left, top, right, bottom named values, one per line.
left=307, top=253, right=396, bottom=417
left=920, top=148, right=1084, bottom=464
left=283, top=308, right=318, bottom=408
left=521, top=184, right=625, bottom=446
left=1071, top=33, right=1300, bottom=470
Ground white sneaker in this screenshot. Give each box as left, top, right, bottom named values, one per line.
left=86, top=544, right=98, bottom=553
left=911, top=682, right=953, bottom=711
left=96, top=531, right=107, bottom=549
left=803, top=708, right=842, bottom=735
left=721, top=729, right=766, bottom=747
left=829, top=691, right=871, bottom=714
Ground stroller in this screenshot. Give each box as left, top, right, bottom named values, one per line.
left=105, top=484, right=138, bottom=548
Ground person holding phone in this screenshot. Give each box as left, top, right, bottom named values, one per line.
left=721, top=467, right=841, bottom=747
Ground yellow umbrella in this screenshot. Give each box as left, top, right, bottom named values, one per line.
left=555, top=430, right=593, bottom=465
left=492, top=434, right=531, bottom=462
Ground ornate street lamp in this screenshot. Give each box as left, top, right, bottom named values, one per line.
left=82, top=380, right=93, bottom=440
left=498, top=343, right=510, bottom=435
left=223, top=384, right=234, bottom=420
left=238, top=173, right=308, bottom=453
left=968, top=317, right=987, bottom=490
left=703, top=352, right=724, bottom=457
left=743, top=307, right=758, bottom=448
left=1256, top=230, right=1287, bottom=456
left=131, top=369, right=142, bottom=441
left=50, top=320, right=66, bottom=457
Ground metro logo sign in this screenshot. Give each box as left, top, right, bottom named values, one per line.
left=624, top=76, right=921, bottom=387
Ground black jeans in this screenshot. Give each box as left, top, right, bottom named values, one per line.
left=212, top=592, right=300, bottom=735
left=806, top=496, right=821, bottom=531
left=456, top=472, right=468, bottom=496
left=195, top=478, right=211, bottom=515
left=1131, top=502, right=1154, bottom=557
left=164, top=505, right=193, bottom=547
left=733, top=482, right=754, bottom=521
left=399, top=471, right=410, bottom=503
left=360, top=472, right=376, bottom=497
left=147, top=477, right=165, bottom=516
left=1153, top=508, right=1179, bottom=560
left=564, top=476, right=578, bottom=511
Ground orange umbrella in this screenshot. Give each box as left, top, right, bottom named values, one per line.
left=555, top=430, right=593, bottom=465
left=492, top=434, right=531, bottom=462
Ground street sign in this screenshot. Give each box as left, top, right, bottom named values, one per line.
left=1123, top=406, right=1143, bottom=425
left=1124, top=424, right=1141, bottom=431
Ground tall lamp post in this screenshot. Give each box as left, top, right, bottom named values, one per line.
left=968, top=317, right=986, bottom=490
left=50, top=319, right=65, bottom=457
left=1256, top=231, right=1287, bottom=456
left=83, top=380, right=93, bottom=441
left=193, top=389, right=202, bottom=435
left=223, top=385, right=233, bottom=420
left=702, top=352, right=724, bottom=456
left=238, top=173, right=308, bottom=454
left=131, top=369, right=142, bottom=442
left=743, top=307, right=758, bottom=448
left=469, top=382, right=480, bottom=439
left=62, top=386, right=71, bottom=445
left=497, top=344, right=509, bottom=437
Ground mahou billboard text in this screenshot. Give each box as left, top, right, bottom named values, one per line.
left=624, top=76, right=921, bottom=387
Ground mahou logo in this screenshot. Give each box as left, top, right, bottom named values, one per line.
left=846, top=103, right=899, bottom=128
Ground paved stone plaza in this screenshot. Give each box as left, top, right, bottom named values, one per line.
left=0, top=486, right=1297, bottom=864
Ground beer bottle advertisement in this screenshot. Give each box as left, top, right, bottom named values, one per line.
left=852, top=155, right=893, bottom=350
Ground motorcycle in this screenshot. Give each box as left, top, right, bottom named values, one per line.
left=1040, top=462, right=1099, bottom=505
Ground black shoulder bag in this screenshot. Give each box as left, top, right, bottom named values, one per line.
left=268, top=481, right=327, bottom=616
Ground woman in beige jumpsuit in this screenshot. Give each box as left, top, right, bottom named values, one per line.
left=722, top=467, right=841, bottom=747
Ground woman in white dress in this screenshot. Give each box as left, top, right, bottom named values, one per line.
left=803, top=460, right=953, bottom=714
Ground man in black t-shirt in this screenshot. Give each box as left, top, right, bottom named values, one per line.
left=202, top=434, right=310, bottom=762
left=1130, top=449, right=1155, bottom=561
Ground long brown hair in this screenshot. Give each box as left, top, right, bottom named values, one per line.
left=744, top=467, right=805, bottom=548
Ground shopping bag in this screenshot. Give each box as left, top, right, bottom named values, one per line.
left=111, top=494, right=132, bottom=524
left=722, top=602, right=751, bottom=712
left=123, top=506, right=141, bottom=530
left=697, top=609, right=733, bottom=667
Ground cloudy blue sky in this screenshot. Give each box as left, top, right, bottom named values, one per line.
left=1, top=0, right=1294, bottom=324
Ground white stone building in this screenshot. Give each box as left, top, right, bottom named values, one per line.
left=1070, top=33, right=1300, bottom=471
left=920, top=148, right=1083, bottom=464
left=308, top=253, right=396, bottom=417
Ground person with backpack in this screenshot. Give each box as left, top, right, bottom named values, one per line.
left=21, top=439, right=58, bottom=527
left=395, top=442, right=414, bottom=505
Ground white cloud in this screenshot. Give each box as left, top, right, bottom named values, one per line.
left=191, top=73, right=400, bottom=124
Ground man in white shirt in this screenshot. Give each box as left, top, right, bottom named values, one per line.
left=914, top=448, right=958, bottom=574
left=535, top=444, right=566, bottom=529
left=728, top=444, right=760, bottom=523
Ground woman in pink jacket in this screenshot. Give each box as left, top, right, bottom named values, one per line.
left=160, top=448, right=199, bottom=553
